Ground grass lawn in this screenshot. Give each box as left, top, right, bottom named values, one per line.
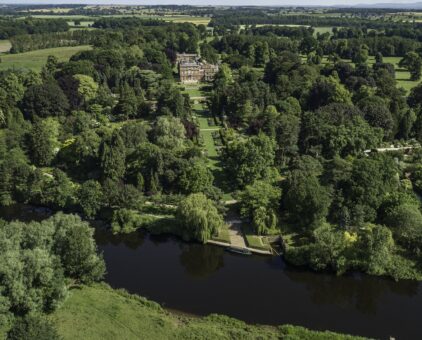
left=181, top=86, right=204, bottom=98
left=300, top=54, right=421, bottom=94
left=245, top=233, right=272, bottom=251
left=313, top=26, right=334, bottom=36
left=367, top=56, right=421, bottom=93
left=46, top=284, right=364, bottom=340
left=0, top=45, right=92, bottom=71
left=0, top=39, right=11, bottom=53
left=67, top=20, right=95, bottom=27
left=164, top=15, right=210, bottom=25
left=211, top=227, right=231, bottom=244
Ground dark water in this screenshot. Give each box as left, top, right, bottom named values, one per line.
left=96, top=230, right=422, bottom=340
left=1, top=205, right=421, bottom=339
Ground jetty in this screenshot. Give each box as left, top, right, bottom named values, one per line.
left=207, top=219, right=273, bottom=256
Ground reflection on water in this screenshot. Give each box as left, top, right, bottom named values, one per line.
left=1, top=205, right=422, bottom=339
left=179, top=243, right=224, bottom=278
left=96, top=230, right=422, bottom=339
left=284, top=269, right=419, bottom=315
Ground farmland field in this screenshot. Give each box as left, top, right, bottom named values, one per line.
left=0, top=40, right=11, bottom=53
left=0, top=45, right=92, bottom=71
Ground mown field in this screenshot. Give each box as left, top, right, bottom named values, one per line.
left=0, top=45, right=92, bottom=71
left=368, top=56, right=421, bottom=92
left=0, top=39, right=11, bottom=53
left=22, top=14, right=210, bottom=26
left=48, top=284, right=367, bottom=340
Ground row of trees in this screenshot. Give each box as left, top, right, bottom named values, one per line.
left=0, top=17, right=68, bottom=39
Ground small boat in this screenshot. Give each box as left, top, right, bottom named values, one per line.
left=226, top=246, right=252, bottom=255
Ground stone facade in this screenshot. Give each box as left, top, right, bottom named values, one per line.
left=177, top=53, right=219, bottom=84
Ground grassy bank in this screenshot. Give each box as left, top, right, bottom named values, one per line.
left=0, top=45, right=92, bottom=71
left=49, top=284, right=368, bottom=340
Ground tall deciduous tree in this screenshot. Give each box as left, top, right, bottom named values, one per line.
left=399, top=52, right=422, bottom=81
left=177, top=193, right=225, bottom=243
left=99, top=130, right=126, bottom=180
left=21, top=80, right=69, bottom=119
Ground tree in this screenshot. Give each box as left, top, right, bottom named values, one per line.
left=74, top=74, right=98, bottom=104
left=152, top=116, right=186, bottom=150
left=77, top=180, right=103, bottom=218
left=345, top=155, right=398, bottom=224
left=239, top=180, right=281, bottom=234
left=7, top=315, right=60, bottom=340
left=29, top=118, right=59, bottom=166
left=0, top=219, right=67, bottom=315
left=99, top=130, right=126, bottom=180
left=21, top=80, right=69, bottom=119
left=224, top=133, right=275, bottom=187
left=113, top=82, right=138, bottom=120
left=179, top=161, right=214, bottom=194
left=283, top=170, right=331, bottom=230
left=41, top=168, right=74, bottom=209
left=309, top=223, right=348, bottom=274
left=52, top=213, right=105, bottom=283
left=156, top=81, right=185, bottom=117
left=384, top=203, right=422, bottom=251
left=177, top=193, right=225, bottom=243
left=358, top=96, right=394, bottom=135
left=307, top=76, right=352, bottom=110
left=200, top=43, right=219, bottom=64
left=399, top=52, right=422, bottom=81
left=352, top=45, right=369, bottom=64
left=375, top=52, right=384, bottom=64
left=360, top=224, right=395, bottom=276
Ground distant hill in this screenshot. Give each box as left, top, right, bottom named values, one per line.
left=349, top=2, right=422, bottom=9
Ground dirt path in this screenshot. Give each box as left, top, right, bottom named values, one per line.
left=227, top=220, right=247, bottom=248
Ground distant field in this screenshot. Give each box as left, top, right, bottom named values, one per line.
left=313, top=26, right=334, bottom=35
left=368, top=56, right=421, bottom=93
left=25, top=14, right=210, bottom=25
left=239, top=24, right=334, bottom=36
left=302, top=54, right=420, bottom=94
left=163, top=15, right=210, bottom=25
left=0, top=40, right=11, bottom=53
left=67, top=20, right=95, bottom=27
left=0, top=45, right=92, bottom=71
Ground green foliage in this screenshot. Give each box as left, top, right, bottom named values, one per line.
left=51, top=213, right=105, bottom=284
left=177, top=193, right=225, bottom=243
left=178, top=161, right=214, bottom=194
left=7, top=314, right=60, bottom=340
left=283, top=170, right=331, bottom=231
left=399, top=51, right=422, bottom=81
left=224, top=133, right=275, bottom=188
left=0, top=213, right=103, bottom=318
left=21, top=80, right=69, bottom=119
left=29, top=117, right=59, bottom=166
left=239, top=180, right=281, bottom=235
left=152, top=116, right=186, bottom=150
left=77, top=180, right=103, bottom=218
left=99, top=130, right=126, bottom=180
left=74, top=74, right=98, bottom=103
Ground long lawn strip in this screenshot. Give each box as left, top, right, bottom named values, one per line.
left=191, top=89, right=233, bottom=200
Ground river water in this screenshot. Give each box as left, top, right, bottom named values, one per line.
left=1, top=205, right=421, bottom=339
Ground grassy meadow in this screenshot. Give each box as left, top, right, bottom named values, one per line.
left=0, top=39, right=11, bottom=53
left=47, top=284, right=367, bottom=340
left=0, top=45, right=92, bottom=71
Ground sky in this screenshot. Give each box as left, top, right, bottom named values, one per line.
left=0, top=0, right=418, bottom=6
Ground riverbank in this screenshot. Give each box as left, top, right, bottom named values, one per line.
left=49, top=283, right=367, bottom=340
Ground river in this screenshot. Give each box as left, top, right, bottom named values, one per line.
left=1, top=205, right=421, bottom=339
